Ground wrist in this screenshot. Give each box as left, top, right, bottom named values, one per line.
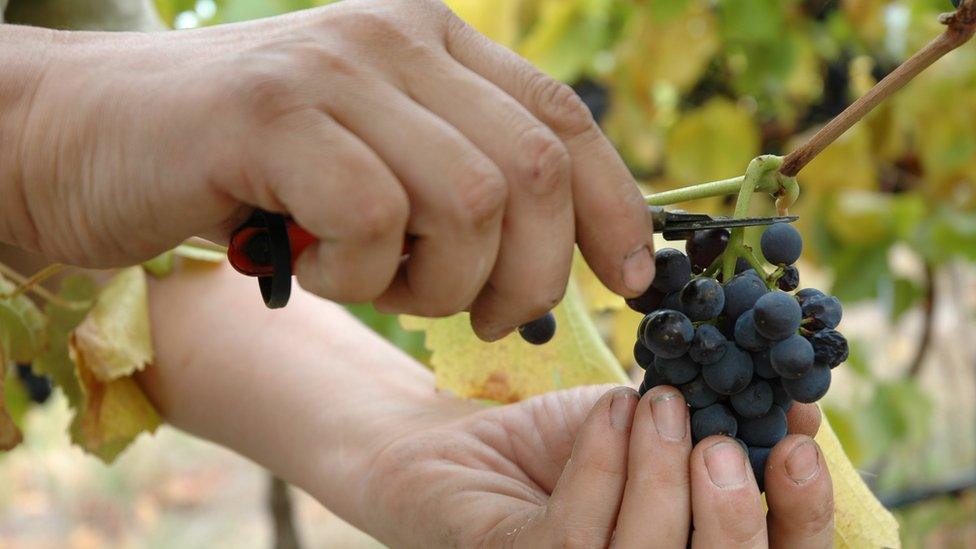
left=0, top=24, right=62, bottom=249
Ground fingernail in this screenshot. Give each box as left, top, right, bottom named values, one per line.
left=651, top=391, right=687, bottom=441
left=623, top=246, right=653, bottom=294
left=704, top=441, right=748, bottom=488
left=786, top=440, right=821, bottom=483
left=609, top=389, right=636, bottom=432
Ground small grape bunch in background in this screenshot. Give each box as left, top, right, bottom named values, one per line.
left=629, top=223, right=847, bottom=490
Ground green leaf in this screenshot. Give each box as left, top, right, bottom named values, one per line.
left=915, top=208, right=976, bottom=263
left=0, top=276, right=48, bottom=363
left=890, top=276, right=924, bottom=323
left=518, top=0, right=613, bottom=83
left=142, top=251, right=175, bottom=277
left=33, top=275, right=97, bottom=411
left=665, top=98, right=760, bottom=183
left=829, top=244, right=890, bottom=302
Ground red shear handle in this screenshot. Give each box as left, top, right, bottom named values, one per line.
left=228, top=219, right=317, bottom=277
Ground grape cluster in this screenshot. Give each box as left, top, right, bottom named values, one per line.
left=630, top=224, right=847, bottom=490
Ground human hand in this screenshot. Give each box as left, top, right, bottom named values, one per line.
left=4, top=0, right=654, bottom=339
left=356, top=385, right=833, bottom=548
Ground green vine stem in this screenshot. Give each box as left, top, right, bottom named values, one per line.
left=0, top=261, right=89, bottom=310
left=720, top=156, right=783, bottom=281
left=644, top=176, right=745, bottom=206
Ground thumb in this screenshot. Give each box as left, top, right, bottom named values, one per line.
left=513, top=387, right=637, bottom=547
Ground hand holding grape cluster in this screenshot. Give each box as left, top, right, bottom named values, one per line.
left=630, top=223, right=847, bottom=490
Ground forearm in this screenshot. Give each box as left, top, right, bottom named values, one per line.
left=0, top=24, right=59, bottom=248
left=139, top=262, right=468, bottom=528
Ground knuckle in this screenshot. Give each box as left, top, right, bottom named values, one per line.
left=223, top=59, right=304, bottom=122
left=351, top=191, right=409, bottom=243
left=530, top=75, right=596, bottom=137
left=453, top=159, right=508, bottom=228
left=515, top=126, right=571, bottom=197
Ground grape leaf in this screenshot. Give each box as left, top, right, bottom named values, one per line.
left=816, top=412, right=901, bottom=548
left=142, top=251, right=175, bottom=277
left=665, top=98, right=760, bottom=183
left=400, top=273, right=628, bottom=403
left=518, top=0, right=611, bottom=83
left=71, top=267, right=153, bottom=382
left=33, top=275, right=97, bottom=411
left=445, top=0, right=522, bottom=48
left=68, top=348, right=162, bottom=463
left=0, top=351, right=23, bottom=450
left=0, top=275, right=47, bottom=363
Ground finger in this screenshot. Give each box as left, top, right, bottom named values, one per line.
left=787, top=403, right=821, bottom=437
left=690, top=436, right=768, bottom=548
left=500, top=387, right=637, bottom=548
left=764, top=435, right=834, bottom=549
left=242, top=111, right=407, bottom=302
left=615, top=386, right=692, bottom=548
left=445, top=16, right=656, bottom=298
left=321, top=74, right=508, bottom=316
left=402, top=54, right=575, bottom=340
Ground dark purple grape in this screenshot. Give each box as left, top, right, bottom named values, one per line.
left=777, top=265, right=800, bottom=292
left=723, top=273, right=769, bottom=321
left=734, top=310, right=771, bottom=352
left=626, top=285, right=666, bottom=314
left=16, top=363, right=52, bottom=404
left=809, top=328, right=849, bottom=368
left=752, top=349, right=777, bottom=379
left=679, top=277, right=725, bottom=321
left=639, top=365, right=668, bottom=397
left=735, top=257, right=752, bottom=274
left=702, top=346, right=753, bottom=395
left=795, top=288, right=826, bottom=307
left=662, top=292, right=683, bottom=313
left=753, top=292, right=802, bottom=341
left=689, top=324, right=728, bottom=365
left=738, top=405, right=788, bottom=447
left=781, top=363, right=831, bottom=403
left=652, top=248, right=692, bottom=293
left=761, top=223, right=803, bottom=265
left=802, top=295, right=843, bottom=330
left=642, top=309, right=695, bottom=359
left=634, top=339, right=655, bottom=370
left=730, top=379, right=774, bottom=419
left=692, top=403, right=738, bottom=443
left=770, top=379, right=794, bottom=412
left=653, top=354, right=700, bottom=386
left=680, top=375, right=721, bottom=409
left=686, top=229, right=730, bottom=273
left=770, top=334, right=815, bottom=379
left=518, top=313, right=556, bottom=345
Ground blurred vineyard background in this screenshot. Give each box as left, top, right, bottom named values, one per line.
left=2, top=0, right=975, bottom=547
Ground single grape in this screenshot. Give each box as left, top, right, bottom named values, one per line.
left=642, top=310, right=695, bottom=359
left=634, top=339, right=655, bottom=370
left=748, top=446, right=772, bottom=491
left=626, top=285, right=666, bottom=314
left=689, top=324, right=728, bottom=365
left=753, top=292, right=802, bottom=341
left=691, top=403, right=738, bottom=443
left=730, top=378, right=774, bottom=419
left=679, top=375, right=721, bottom=410
left=738, top=405, right=788, bottom=447
left=640, top=364, right=668, bottom=397
left=680, top=277, right=725, bottom=321
left=653, top=354, right=700, bottom=386
left=770, top=334, right=815, bottom=379
left=16, top=363, right=52, bottom=405
left=662, top=292, right=683, bottom=312
left=795, top=288, right=826, bottom=307
left=809, top=328, right=849, bottom=368
left=802, top=295, right=843, bottom=330
left=769, top=379, right=794, bottom=412
left=652, top=248, right=692, bottom=293
left=723, top=273, right=769, bottom=321
left=740, top=268, right=761, bottom=280
left=751, top=349, right=778, bottom=379
left=734, top=310, right=771, bottom=352
left=781, top=363, right=831, bottom=403
left=637, top=314, right=651, bottom=339
left=777, top=265, right=800, bottom=292
left=518, top=313, right=556, bottom=345
left=702, top=346, right=754, bottom=395
left=761, top=223, right=803, bottom=265
left=686, top=229, right=730, bottom=274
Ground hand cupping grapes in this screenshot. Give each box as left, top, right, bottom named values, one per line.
left=631, top=223, right=848, bottom=490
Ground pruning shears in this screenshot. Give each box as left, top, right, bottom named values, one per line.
left=228, top=208, right=798, bottom=309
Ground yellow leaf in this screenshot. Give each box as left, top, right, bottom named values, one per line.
left=445, top=0, right=522, bottom=48
left=0, top=275, right=48, bottom=363
left=400, top=274, right=628, bottom=403
left=610, top=308, right=643, bottom=367
left=816, top=413, right=901, bottom=548
left=665, top=98, right=760, bottom=183
left=0, top=354, right=23, bottom=451
left=69, top=344, right=161, bottom=463
left=790, top=123, right=876, bottom=193
left=72, top=267, right=153, bottom=382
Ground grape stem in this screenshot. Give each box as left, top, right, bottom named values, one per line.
left=720, top=156, right=783, bottom=281
left=644, top=176, right=744, bottom=205
left=0, top=261, right=90, bottom=310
